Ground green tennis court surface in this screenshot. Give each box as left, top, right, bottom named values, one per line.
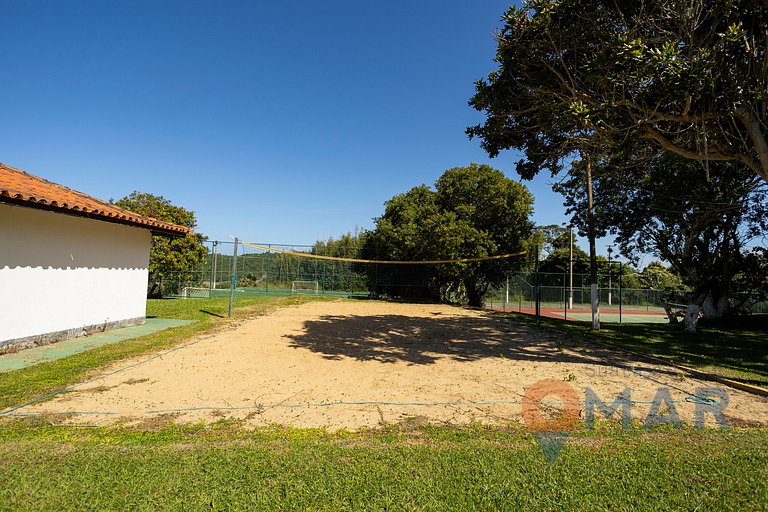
left=552, top=311, right=669, bottom=323
left=0, top=318, right=195, bottom=372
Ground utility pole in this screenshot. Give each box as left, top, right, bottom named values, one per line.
left=607, top=245, right=613, bottom=306
left=585, top=154, right=600, bottom=330
left=568, top=224, right=574, bottom=310
left=534, top=244, right=541, bottom=320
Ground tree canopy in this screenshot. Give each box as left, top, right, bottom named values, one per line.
left=557, top=153, right=768, bottom=317
left=114, top=192, right=207, bottom=298
left=639, top=261, right=685, bottom=291
left=364, top=164, right=534, bottom=306
left=538, top=246, right=589, bottom=275
left=466, top=0, right=768, bottom=323
left=468, top=0, right=768, bottom=184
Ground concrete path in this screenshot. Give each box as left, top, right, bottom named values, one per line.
left=0, top=319, right=194, bottom=372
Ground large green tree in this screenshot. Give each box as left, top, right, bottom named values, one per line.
left=114, top=192, right=207, bottom=298
left=557, top=154, right=768, bottom=318
left=467, top=0, right=768, bottom=184
left=364, top=164, right=534, bottom=306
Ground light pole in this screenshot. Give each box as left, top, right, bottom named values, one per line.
left=210, top=241, right=219, bottom=289
left=607, top=245, right=613, bottom=306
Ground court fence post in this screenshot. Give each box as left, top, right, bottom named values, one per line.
left=563, top=272, right=567, bottom=321
left=619, top=262, right=622, bottom=323
left=228, top=238, right=238, bottom=318
left=504, top=274, right=509, bottom=312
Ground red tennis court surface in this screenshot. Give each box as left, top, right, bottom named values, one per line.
left=488, top=307, right=669, bottom=323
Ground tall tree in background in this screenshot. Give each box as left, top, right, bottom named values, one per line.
left=467, top=0, right=768, bottom=184
left=639, top=262, right=685, bottom=291
left=365, top=164, right=534, bottom=306
left=114, top=192, right=207, bottom=298
left=311, top=230, right=368, bottom=292
left=538, top=244, right=590, bottom=275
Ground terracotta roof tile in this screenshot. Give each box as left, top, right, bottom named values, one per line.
left=0, top=163, right=190, bottom=236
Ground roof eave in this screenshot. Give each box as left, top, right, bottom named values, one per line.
left=0, top=196, right=190, bottom=238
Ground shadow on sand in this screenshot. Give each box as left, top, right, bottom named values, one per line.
left=285, top=311, right=679, bottom=377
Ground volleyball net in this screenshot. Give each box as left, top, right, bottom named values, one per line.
left=156, top=239, right=529, bottom=302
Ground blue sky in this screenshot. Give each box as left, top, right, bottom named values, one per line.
left=2, top=1, right=626, bottom=261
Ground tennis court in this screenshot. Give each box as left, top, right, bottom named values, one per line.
left=558, top=311, right=668, bottom=323
left=488, top=306, right=670, bottom=323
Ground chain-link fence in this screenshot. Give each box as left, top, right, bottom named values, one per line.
left=152, top=240, right=767, bottom=318
left=484, top=272, right=684, bottom=313
left=153, top=240, right=437, bottom=299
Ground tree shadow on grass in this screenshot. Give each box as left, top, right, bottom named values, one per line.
left=596, top=322, right=768, bottom=386
left=284, top=311, right=680, bottom=375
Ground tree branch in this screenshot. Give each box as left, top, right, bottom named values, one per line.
left=735, top=106, right=768, bottom=183
left=640, top=126, right=763, bottom=176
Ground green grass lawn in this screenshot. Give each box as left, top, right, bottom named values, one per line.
left=504, top=313, right=768, bottom=388
left=0, top=420, right=766, bottom=511
left=1, top=297, right=766, bottom=510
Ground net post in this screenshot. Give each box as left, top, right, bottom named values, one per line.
left=266, top=244, right=271, bottom=293
left=228, top=238, right=238, bottom=318
left=210, top=241, right=219, bottom=290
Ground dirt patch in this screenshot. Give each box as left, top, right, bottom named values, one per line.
left=22, top=300, right=768, bottom=431
left=123, top=378, right=150, bottom=386
left=80, top=385, right=115, bottom=394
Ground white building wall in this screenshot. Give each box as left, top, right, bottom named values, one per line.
left=0, top=203, right=151, bottom=344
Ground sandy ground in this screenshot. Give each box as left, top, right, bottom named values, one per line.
left=22, top=300, right=768, bottom=430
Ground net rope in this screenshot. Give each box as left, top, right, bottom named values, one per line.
left=242, top=242, right=526, bottom=264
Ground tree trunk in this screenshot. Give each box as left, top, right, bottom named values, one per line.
left=147, top=281, right=162, bottom=299
left=701, top=293, right=728, bottom=319
left=464, top=279, right=486, bottom=308
left=683, top=304, right=701, bottom=332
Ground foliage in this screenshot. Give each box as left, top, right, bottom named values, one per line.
left=467, top=0, right=768, bottom=184
left=730, top=247, right=768, bottom=313
left=310, top=231, right=369, bottom=292
left=531, top=224, right=570, bottom=258
left=114, top=192, right=208, bottom=297
left=538, top=246, right=590, bottom=274
left=556, top=154, right=768, bottom=317
left=639, top=261, right=685, bottom=290
left=365, top=164, right=534, bottom=306
left=312, top=230, right=365, bottom=258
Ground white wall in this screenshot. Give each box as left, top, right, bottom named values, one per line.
left=0, top=203, right=151, bottom=342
